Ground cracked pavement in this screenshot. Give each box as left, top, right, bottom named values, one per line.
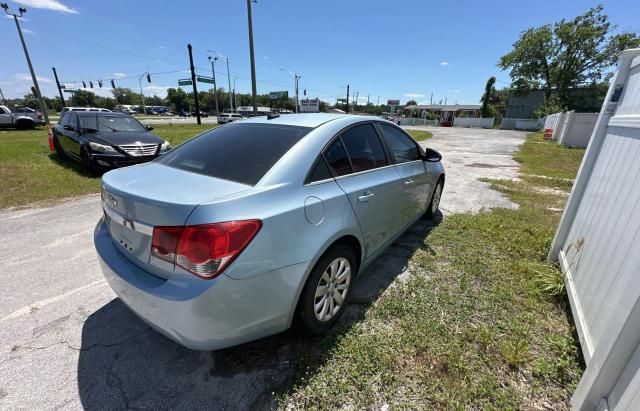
left=0, top=127, right=525, bottom=410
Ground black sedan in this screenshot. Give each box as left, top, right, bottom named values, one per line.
left=53, top=111, right=170, bottom=171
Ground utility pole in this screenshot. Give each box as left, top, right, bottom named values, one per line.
left=187, top=44, right=201, bottom=125
left=226, top=57, right=233, bottom=111
left=345, top=84, right=350, bottom=114
left=0, top=88, right=6, bottom=105
left=208, top=56, right=220, bottom=115
left=138, top=72, right=148, bottom=115
left=444, top=97, right=447, bottom=105
left=430, top=92, right=433, bottom=105
left=246, top=0, right=258, bottom=116
left=52, top=67, right=66, bottom=108
left=377, top=96, right=380, bottom=106
left=354, top=91, right=359, bottom=112
left=294, top=74, right=301, bottom=113
left=2, top=3, right=49, bottom=124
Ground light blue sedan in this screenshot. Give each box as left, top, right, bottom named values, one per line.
left=94, top=113, right=445, bottom=350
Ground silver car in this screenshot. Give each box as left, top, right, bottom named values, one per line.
left=94, top=114, right=445, bottom=350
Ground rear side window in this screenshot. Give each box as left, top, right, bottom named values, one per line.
left=379, top=124, right=421, bottom=163
left=306, top=157, right=332, bottom=183
left=324, top=139, right=352, bottom=176
left=340, top=124, right=388, bottom=172
left=158, top=123, right=311, bottom=185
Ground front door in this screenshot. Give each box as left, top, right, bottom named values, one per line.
left=377, top=123, right=433, bottom=223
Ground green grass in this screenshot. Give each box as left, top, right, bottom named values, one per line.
left=407, top=130, right=433, bottom=141
left=516, top=132, right=585, bottom=190
left=279, top=133, right=585, bottom=409
left=0, top=124, right=212, bottom=209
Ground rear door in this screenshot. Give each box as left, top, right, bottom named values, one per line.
left=378, top=123, right=433, bottom=223
left=326, top=123, right=405, bottom=258
left=0, top=106, right=12, bottom=126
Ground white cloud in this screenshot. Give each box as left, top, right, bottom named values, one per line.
left=14, top=72, right=52, bottom=83
left=263, top=56, right=269, bottom=60
left=143, top=85, right=170, bottom=98
left=112, top=73, right=126, bottom=78
left=447, top=89, right=461, bottom=93
left=21, top=28, right=35, bottom=35
left=13, top=0, right=78, bottom=14
left=440, top=61, right=449, bottom=66
left=4, top=14, right=29, bottom=21
left=159, top=45, right=167, bottom=49
left=404, top=93, right=425, bottom=98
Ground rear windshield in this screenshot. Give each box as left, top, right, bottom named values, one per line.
left=157, top=123, right=312, bottom=185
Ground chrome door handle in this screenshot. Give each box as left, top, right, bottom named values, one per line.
left=357, top=192, right=375, bottom=202
left=403, top=179, right=415, bottom=185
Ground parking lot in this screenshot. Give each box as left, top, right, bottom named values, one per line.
left=0, top=127, right=526, bottom=409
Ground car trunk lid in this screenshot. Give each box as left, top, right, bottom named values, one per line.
left=101, top=163, right=250, bottom=279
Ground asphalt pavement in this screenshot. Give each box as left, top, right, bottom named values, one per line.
left=0, top=126, right=526, bottom=410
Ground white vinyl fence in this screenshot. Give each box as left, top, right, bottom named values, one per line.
left=452, top=117, right=494, bottom=128
left=398, top=118, right=439, bottom=127
left=549, top=48, right=640, bottom=410
left=556, top=111, right=599, bottom=148
left=501, top=118, right=545, bottom=130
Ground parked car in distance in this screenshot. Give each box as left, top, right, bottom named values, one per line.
left=53, top=111, right=170, bottom=171
left=14, top=107, right=36, bottom=113
left=61, top=107, right=112, bottom=114
left=95, top=113, right=445, bottom=350
left=191, top=111, right=209, bottom=118
left=0, top=105, right=45, bottom=129
left=217, top=113, right=243, bottom=124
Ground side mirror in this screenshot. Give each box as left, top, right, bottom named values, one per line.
left=424, top=148, right=442, bottom=162
left=63, top=124, right=75, bottom=132
left=146, top=125, right=154, bottom=131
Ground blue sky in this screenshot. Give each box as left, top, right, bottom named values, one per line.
left=2, top=0, right=639, bottom=105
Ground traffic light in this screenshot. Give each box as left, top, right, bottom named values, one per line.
left=98, top=80, right=103, bottom=88
left=304, top=89, right=307, bottom=96
left=146, top=73, right=151, bottom=83
left=110, top=79, right=115, bottom=88
left=82, top=81, right=86, bottom=88
left=89, top=81, right=93, bottom=88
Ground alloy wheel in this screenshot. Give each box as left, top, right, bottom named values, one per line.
left=313, top=257, right=351, bottom=322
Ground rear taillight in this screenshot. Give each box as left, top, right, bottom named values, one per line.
left=37, top=114, right=43, bottom=120
left=151, top=220, right=262, bottom=279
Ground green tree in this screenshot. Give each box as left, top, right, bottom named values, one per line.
left=405, top=100, right=417, bottom=106
left=70, top=90, right=97, bottom=107
left=480, top=76, right=496, bottom=117
left=498, top=5, right=640, bottom=106
left=166, top=88, right=190, bottom=112
left=111, top=87, right=140, bottom=105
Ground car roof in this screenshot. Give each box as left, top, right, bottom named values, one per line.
left=242, top=113, right=370, bottom=128
left=75, top=111, right=129, bottom=117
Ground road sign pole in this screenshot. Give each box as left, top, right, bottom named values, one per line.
left=188, top=44, right=201, bottom=125
left=52, top=67, right=66, bottom=108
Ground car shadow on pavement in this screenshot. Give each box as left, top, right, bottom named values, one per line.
left=77, top=214, right=441, bottom=410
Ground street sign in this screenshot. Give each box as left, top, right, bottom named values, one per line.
left=337, top=98, right=347, bottom=103
left=63, top=89, right=78, bottom=93
left=178, top=79, right=193, bottom=86
left=196, top=76, right=215, bottom=84
left=300, top=98, right=320, bottom=113
left=59, top=85, right=66, bottom=89
left=269, top=91, right=288, bottom=100
left=387, top=99, right=400, bottom=106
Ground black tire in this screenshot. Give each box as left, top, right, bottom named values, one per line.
left=425, top=178, right=444, bottom=219
left=298, top=244, right=357, bottom=335
left=81, top=147, right=98, bottom=174
left=53, top=136, right=65, bottom=158
left=15, top=120, right=34, bottom=130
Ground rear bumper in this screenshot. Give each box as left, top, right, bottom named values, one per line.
left=94, top=218, right=306, bottom=350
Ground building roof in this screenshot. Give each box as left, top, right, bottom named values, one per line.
left=405, top=104, right=482, bottom=112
